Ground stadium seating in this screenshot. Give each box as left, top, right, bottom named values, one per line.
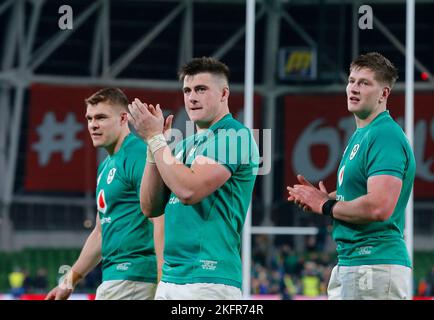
left=0, top=248, right=80, bottom=292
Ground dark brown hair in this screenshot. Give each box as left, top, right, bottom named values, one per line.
left=350, top=52, right=398, bottom=87
left=178, top=56, right=230, bottom=83
left=85, top=87, right=128, bottom=110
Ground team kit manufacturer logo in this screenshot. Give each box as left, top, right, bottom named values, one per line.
left=357, top=246, right=373, bottom=256
left=116, top=262, right=132, bottom=271
left=200, top=259, right=218, bottom=271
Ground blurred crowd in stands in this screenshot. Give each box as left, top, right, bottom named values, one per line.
left=6, top=238, right=434, bottom=299
left=7, top=264, right=101, bottom=299
left=250, top=234, right=434, bottom=299
left=251, top=237, right=334, bottom=299
left=417, top=266, right=434, bottom=297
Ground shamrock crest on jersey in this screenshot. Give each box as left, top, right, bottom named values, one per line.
left=349, top=144, right=360, bottom=160
left=107, top=168, right=116, bottom=184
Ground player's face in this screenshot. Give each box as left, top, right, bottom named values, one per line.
left=346, top=67, right=388, bottom=119
left=183, top=72, right=228, bottom=129
left=86, top=102, right=124, bottom=150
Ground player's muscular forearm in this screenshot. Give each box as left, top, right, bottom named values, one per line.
left=153, top=148, right=230, bottom=205
left=70, top=221, right=102, bottom=284
left=140, top=163, right=167, bottom=217
left=333, top=175, right=401, bottom=224
left=332, top=196, right=386, bottom=224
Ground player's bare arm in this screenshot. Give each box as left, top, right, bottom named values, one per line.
left=70, top=213, right=102, bottom=278
left=45, top=214, right=102, bottom=300
left=155, top=154, right=231, bottom=205
left=129, top=99, right=173, bottom=217
left=149, top=215, right=164, bottom=282
left=331, top=175, right=402, bottom=224
left=140, top=162, right=169, bottom=217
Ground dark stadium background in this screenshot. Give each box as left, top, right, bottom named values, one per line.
left=0, top=0, right=433, bottom=300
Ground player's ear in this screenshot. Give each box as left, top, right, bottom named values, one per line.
left=120, top=111, right=129, bottom=124
left=379, top=86, right=390, bottom=103
left=221, top=86, right=230, bottom=102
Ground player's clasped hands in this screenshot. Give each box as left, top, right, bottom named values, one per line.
left=128, top=98, right=174, bottom=142
left=286, top=174, right=329, bottom=213
left=128, top=98, right=165, bottom=141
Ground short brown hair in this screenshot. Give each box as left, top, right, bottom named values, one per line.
left=178, top=56, right=230, bottom=83
left=85, top=87, right=128, bottom=110
left=350, top=52, right=398, bottom=87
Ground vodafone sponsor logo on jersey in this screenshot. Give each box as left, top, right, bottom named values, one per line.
left=338, top=165, right=345, bottom=187
left=97, top=189, right=107, bottom=214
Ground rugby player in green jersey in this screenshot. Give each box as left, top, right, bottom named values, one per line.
left=287, top=52, right=415, bottom=299
left=129, top=57, right=259, bottom=299
left=46, top=88, right=164, bottom=300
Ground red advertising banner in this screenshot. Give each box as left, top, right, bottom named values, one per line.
left=25, top=85, right=97, bottom=192
left=25, top=84, right=260, bottom=192
left=284, top=93, right=434, bottom=198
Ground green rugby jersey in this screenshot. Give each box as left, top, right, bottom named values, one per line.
left=96, top=133, right=157, bottom=282
left=163, top=114, right=259, bottom=289
left=334, top=111, right=415, bottom=267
